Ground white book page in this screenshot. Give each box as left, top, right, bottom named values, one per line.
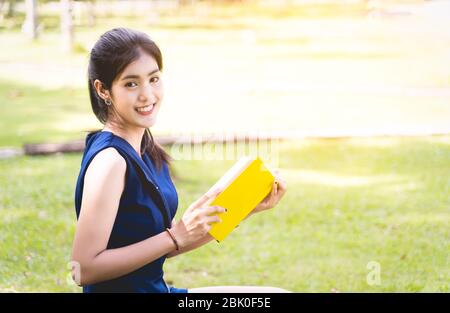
left=206, top=156, right=253, bottom=198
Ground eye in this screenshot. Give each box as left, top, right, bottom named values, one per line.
left=125, top=82, right=137, bottom=88
left=150, top=76, right=160, bottom=83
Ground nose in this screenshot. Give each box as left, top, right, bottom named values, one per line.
left=139, top=84, right=157, bottom=103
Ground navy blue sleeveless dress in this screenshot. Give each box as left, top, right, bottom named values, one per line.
left=74, top=130, right=188, bottom=293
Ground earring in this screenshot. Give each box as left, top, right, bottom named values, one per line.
left=105, top=98, right=112, bottom=106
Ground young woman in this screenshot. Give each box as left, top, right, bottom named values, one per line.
left=71, top=27, right=288, bottom=293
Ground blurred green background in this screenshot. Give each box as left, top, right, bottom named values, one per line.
left=0, top=0, right=449, bottom=292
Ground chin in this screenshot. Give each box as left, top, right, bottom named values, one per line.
left=141, top=119, right=157, bottom=129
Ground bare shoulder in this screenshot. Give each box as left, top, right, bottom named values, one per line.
left=74, top=147, right=127, bottom=265
left=85, top=147, right=126, bottom=185
left=89, top=147, right=126, bottom=171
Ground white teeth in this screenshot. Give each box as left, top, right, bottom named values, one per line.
left=136, top=104, right=154, bottom=112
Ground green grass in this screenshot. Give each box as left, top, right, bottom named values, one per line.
left=0, top=136, right=449, bottom=292
left=0, top=80, right=98, bottom=147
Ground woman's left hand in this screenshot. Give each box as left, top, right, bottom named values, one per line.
left=249, top=170, right=287, bottom=216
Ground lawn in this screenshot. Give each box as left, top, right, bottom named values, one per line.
left=0, top=80, right=97, bottom=147
left=0, top=136, right=448, bottom=292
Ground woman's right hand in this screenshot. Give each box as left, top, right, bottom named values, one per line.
left=170, top=189, right=225, bottom=249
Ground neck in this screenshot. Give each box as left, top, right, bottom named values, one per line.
left=103, top=122, right=145, bottom=157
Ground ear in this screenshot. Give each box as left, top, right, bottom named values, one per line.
left=93, top=79, right=111, bottom=101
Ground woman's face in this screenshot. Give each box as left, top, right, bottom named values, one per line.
left=109, top=52, right=163, bottom=129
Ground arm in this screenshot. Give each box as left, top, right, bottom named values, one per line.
left=71, top=148, right=177, bottom=286
left=168, top=173, right=287, bottom=260
left=165, top=190, right=227, bottom=259
left=167, top=208, right=255, bottom=259
left=166, top=223, right=215, bottom=258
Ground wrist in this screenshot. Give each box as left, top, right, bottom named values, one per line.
left=169, top=221, right=187, bottom=249
left=165, top=228, right=179, bottom=251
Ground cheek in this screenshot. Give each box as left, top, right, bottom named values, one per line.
left=156, top=82, right=164, bottom=100
left=157, top=91, right=164, bottom=102
left=114, top=89, right=136, bottom=105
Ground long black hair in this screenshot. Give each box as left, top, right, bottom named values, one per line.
left=87, top=27, right=171, bottom=171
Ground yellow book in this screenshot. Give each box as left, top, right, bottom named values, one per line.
left=206, top=156, right=275, bottom=242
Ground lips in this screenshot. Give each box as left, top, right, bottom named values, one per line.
left=135, top=103, right=155, bottom=116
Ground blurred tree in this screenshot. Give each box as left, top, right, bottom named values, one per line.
left=6, top=0, right=15, bottom=17
left=0, top=0, right=5, bottom=21
left=22, top=0, right=39, bottom=40
left=73, top=0, right=96, bottom=27
left=176, top=0, right=197, bottom=6
left=61, top=0, right=74, bottom=52
left=85, top=0, right=95, bottom=27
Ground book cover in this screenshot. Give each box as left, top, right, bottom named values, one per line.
left=206, top=156, right=275, bottom=242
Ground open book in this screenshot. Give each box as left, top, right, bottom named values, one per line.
left=206, top=156, right=275, bottom=242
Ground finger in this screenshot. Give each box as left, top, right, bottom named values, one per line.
left=200, top=223, right=212, bottom=234
left=274, top=182, right=287, bottom=204
left=261, top=183, right=275, bottom=208
left=206, top=215, right=222, bottom=225
left=270, top=187, right=277, bottom=206
left=205, top=187, right=223, bottom=198
left=191, top=188, right=222, bottom=209
left=266, top=181, right=276, bottom=201
left=271, top=180, right=277, bottom=197
left=278, top=178, right=287, bottom=192
left=274, top=173, right=286, bottom=190
left=203, top=205, right=227, bottom=216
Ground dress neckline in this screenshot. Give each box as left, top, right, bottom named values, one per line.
left=98, top=130, right=159, bottom=177
left=100, top=130, right=144, bottom=161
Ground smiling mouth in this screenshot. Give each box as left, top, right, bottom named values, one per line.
left=135, top=103, right=155, bottom=113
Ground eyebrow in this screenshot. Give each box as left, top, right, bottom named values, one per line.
left=120, top=68, right=160, bottom=81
